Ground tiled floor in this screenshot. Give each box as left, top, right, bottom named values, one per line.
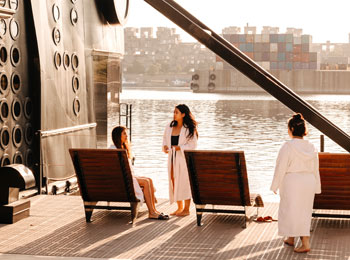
left=0, top=195, right=349, bottom=260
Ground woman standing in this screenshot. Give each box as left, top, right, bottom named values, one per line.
left=112, top=126, right=169, bottom=220
left=163, top=104, right=198, bottom=216
left=270, top=113, right=321, bottom=253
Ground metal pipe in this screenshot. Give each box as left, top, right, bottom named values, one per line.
left=39, top=123, right=97, bottom=138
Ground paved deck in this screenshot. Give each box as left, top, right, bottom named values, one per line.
left=0, top=195, right=349, bottom=260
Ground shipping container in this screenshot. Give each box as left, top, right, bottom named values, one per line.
left=285, top=34, right=293, bottom=43
left=254, top=43, right=263, bottom=52
left=309, top=52, right=317, bottom=62
left=246, top=34, right=254, bottom=43
left=261, top=61, right=270, bottom=70
left=309, top=62, right=317, bottom=70
left=270, top=61, right=278, bottom=70
left=301, top=34, right=312, bottom=44
left=239, top=35, right=246, bottom=42
left=262, top=52, right=270, bottom=61
left=245, top=52, right=254, bottom=59
left=278, top=52, right=286, bottom=61
left=278, top=34, right=286, bottom=43
left=278, top=62, right=285, bottom=69
left=254, top=34, right=262, bottom=42
left=301, top=53, right=309, bottom=62
left=278, top=43, right=286, bottom=52
left=301, top=44, right=310, bottom=53
left=286, top=43, right=293, bottom=52
left=270, top=52, right=278, bottom=61
left=301, top=62, right=309, bottom=69
left=231, top=34, right=239, bottom=43
left=293, top=44, right=301, bottom=53
left=293, top=62, right=301, bottom=69
left=254, top=52, right=263, bottom=61
left=270, top=34, right=278, bottom=43
left=239, top=43, right=246, bottom=52
left=270, top=43, right=278, bottom=52
left=293, top=53, right=301, bottom=62
left=285, top=52, right=293, bottom=62
left=293, top=37, right=301, bottom=44
left=262, top=34, right=270, bottom=42
left=262, top=43, right=270, bottom=52
left=246, top=43, right=254, bottom=52
left=286, top=62, right=293, bottom=70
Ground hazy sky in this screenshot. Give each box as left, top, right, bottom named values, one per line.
left=126, top=0, right=350, bottom=43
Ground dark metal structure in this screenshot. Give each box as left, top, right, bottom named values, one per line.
left=144, top=0, right=350, bottom=152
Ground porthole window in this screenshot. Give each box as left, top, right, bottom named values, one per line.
left=11, top=72, right=20, bottom=93
left=70, top=8, right=78, bottom=25
left=0, top=19, right=6, bottom=37
left=0, top=45, right=7, bottom=65
left=0, top=98, right=9, bottom=121
left=1, top=153, right=11, bottom=166
left=52, top=4, right=60, bottom=22
left=11, top=97, right=21, bottom=120
left=12, top=124, right=22, bottom=148
left=71, top=53, right=78, bottom=70
left=26, top=149, right=33, bottom=167
left=54, top=51, right=61, bottom=69
left=25, top=123, right=33, bottom=145
left=73, top=97, right=80, bottom=116
left=72, top=75, right=79, bottom=93
left=0, top=1, right=6, bottom=7
left=63, top=52, right=70, bottom=70
left=9, top=0, right=18, bottom=10
left=0, top=73, right=8, bottom=95
left=13, top=151, right=23, bottom=164
left=0, top=125, right=10, bottom=149
left=10, top=45, right=20, bottom=66
left=24, top=97, right=32, bottom=119
left=9, top=19, right=19, bottom=40
left=52, top=27, right=61, bottom=45
left=71, top=0, right=77, bottom=3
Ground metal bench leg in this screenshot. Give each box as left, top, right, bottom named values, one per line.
left=84, top=201, right=97, bottom=222
left=196, top=204, right=205, bottom=226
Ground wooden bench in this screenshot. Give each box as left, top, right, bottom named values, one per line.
left=313, top=152, right=350, bottom=218
left=184, top=150, right=264, bottom=228
left=69, top=148, right=141, bottom=224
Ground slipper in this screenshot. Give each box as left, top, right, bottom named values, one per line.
left=254, top=217, right=265, bottom=222
left=294, top=247, right=310, bottom=253
left=264, top=216, right=277, bottom=222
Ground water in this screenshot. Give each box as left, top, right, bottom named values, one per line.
left=108, top=89, right=350, bottom=202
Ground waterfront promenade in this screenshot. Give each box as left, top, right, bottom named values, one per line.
left=0, top=195, right=349, bottom=260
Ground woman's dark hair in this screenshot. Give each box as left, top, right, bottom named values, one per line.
left=170, top=104, right=198, bottom=139
left=112, top=126, right=132, bottom=158
left=288, top=113, right=308, bottom=137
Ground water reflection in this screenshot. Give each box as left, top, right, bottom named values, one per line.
left=108, top=90, right=350, bottom=202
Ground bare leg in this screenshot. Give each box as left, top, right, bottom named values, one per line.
left=294, top=236, right=310, bottom=253
left=176, top=199, right=191, bottom=216
left=171, top=201, right=183, bottom=215
left=284, top=237, right=295, bottom=246
left=137, top=178, right=159, bottom=218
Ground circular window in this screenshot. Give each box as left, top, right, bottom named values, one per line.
left=0, top=45, right=7, bottom=65
left=24, top=97, right=32, bottom=119
left=9, top=19, right=19, bottom=40
left=54, top=51, right=61, bottom=69
left=12, top=124, right=22, bottom=148
left=10, top=45, right=20, bottom=66
left=63, top=52, right=70, bottom=70
left=11, top=72, right=20, bottom=93
left=0, top=98, right=9, bottom=121
left=0, top=1, right=6, bottom=7
left=70, top=8, right=78, bottom=25
left=25, top=123, right=33, bottom=145
left=0, top=19, right=6, bottom=37
left=52, top=4, right=60, bottom=22
left=52, top=27, right=61, bottom=45
left=9, top=0, right=18, bottom=10
left=72, top=75, right=79, bottom=93
left=11, top=97, right=21, bottom=120
left=71, top=53, right=78, bottom=70
left=1, top=153, right=11, bottom=166
left=73, top=97, right=80, bottom=116
left=71, top=0, right=77, bottom=3
left=0, top=125, right=10, bottom=149
left=26, top=149, right=33, bottom=167
left=0, top=73, right=8, bottom=95
left=13, top=151, right=23, bottom=164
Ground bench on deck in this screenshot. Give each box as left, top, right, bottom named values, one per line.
left=69, top=148, right=141, bottom=224
left=184, top=150, right=264, bottom=228
left=313, top=152, right=350, bottom=219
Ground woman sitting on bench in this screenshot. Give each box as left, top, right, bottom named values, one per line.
left=112, top=126, right=169, bottom=220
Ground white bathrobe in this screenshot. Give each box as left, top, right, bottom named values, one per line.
left=270, top=138, right=321, bottom=237
left=163, top=123, right=198, bottom=204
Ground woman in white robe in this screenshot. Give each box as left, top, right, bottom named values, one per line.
left=271, top=113, right=321, bottom=253
left=112, top=126, right=169, bottom=220
left=163, top=104, right=198, bottom=216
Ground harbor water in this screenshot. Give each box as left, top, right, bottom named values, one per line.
left=108, top=89, right=350, bottom=202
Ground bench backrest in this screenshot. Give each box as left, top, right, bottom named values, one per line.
left=185, top=150, right=252, bottom=206
left=69, top=148, right=138, bottom=203
left=314, top=152, right=350, bottom=210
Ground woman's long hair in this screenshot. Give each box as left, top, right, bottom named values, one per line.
left=112, top=126, right=132, bottom=158
left=170, top=104, right=198, bottom=139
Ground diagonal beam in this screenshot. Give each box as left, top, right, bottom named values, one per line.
left=144, top=0, right=350, bottom=152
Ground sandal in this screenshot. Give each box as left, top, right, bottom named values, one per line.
left=157, top=213, right=169, bottom=220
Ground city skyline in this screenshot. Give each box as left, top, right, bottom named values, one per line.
left=127, top=0, right=350, bottom=43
